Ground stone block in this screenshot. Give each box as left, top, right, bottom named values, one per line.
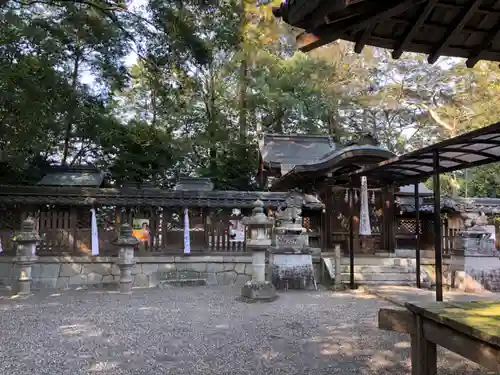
left=235, top=274, right=251, bottom=285
left=157, top=271, right=177, bottom=280
left=206, top=273, right=218, bottom=285
left=69, top=274, right=87, bottom=285
left=223, top=271, right=237, bottom=284
left=102, top=275, right=115, bottom=284
left=111, top=264, right=120, bottom=276
left=190, top=263, right=207, bottom=273
left=83, top=263, right=112, bottom=276
left=224, top=263, right=235, bottom=271
left=134, top=274, right=149, bottom=287
left=40, top=264, right=61, bottom=280
left=31, top=264, right=41, bottom=280
left=56, top=277, right=70, bottom=289
left=37, top=278, right=57, bottom=288
left=241, top=281, right=277, bottom=301
left=0, top=263, right=12, bottom=279
left=158, top=263, right=176, bottom=273
left=223, top=255, right=251, bottom=263
left=245, top=264, right=253, bottom=276
left=175, top=263, right=187, bottom=272
left=131, top=264, right=140, bottom=275
left=59, top=263, right=82, bottom=277
left=141, top=264, right=158, bottom=275
left=87, top=272, right=103, bottom=285
left=206, top=263, right=223, bottom=273
left=234, top=263, right=246, bottom=274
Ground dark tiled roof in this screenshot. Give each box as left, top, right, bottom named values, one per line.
left=259, top=133, right=335, bottom=174
left=37, top=169, right=105, bottom=187
left=174, top=177, right=214, bottom=191
left=398, top=196, right=500, bottom=214
left=397, top=183, right=433, bottom=196
left=0, top=185, right=323, bottom=210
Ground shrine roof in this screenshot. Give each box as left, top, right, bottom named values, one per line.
left=0, top=185, right=322, bottom=210
left=273, top=0, right=500, bottom=67
left=259, top=133, right=336, bottom=174
left=37, top=166, right=106, bottom=187
left=397, top=183, right=433, bottom=196
left=398, top=196, right=500, bottom=213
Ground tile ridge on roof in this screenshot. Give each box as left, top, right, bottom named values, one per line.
left=262, top=132, right=333, bottom=143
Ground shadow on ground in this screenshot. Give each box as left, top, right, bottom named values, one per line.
left=0, top=287, right=495, bottom=375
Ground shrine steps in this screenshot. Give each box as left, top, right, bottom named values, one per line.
left=339, top=257, right=419, bottom=286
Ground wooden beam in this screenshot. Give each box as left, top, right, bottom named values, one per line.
left=297, top=0, right=425, bottom=52
left=423, top=319, right=500, bottom=371
left=354, top=24, right=376, bottom=53
left=392, top=0, right=438, bottom=60
left=466, top=20, right=500, bottom=67
left=378, top=308, right=416, bottom=335
left=428, top=0, right=483, bottom=64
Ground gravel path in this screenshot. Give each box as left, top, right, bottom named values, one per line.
left=0, top=287, right=494, bottom=375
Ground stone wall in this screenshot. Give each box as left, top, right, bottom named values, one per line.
left=0, top=255, right=255, bottom=290
left=463, top=255, right=500, bottom=292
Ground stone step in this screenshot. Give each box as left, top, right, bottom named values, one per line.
left=341, top=279, right=414, bottom=286
left=159, top=279, right=207, bottom=287
left=340, top=257, right=415, bottom=266
left=340, top=272, right=417, bottom=282
left=339, top=265, right=416, bottom=273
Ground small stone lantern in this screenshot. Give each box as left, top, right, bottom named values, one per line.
left=240, top=200, right=277, bottom=301
left=14, top=218, right=40, bottom=295
left=114, top=223, right=139, bottom=294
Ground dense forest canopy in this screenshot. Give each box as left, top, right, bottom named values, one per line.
left=2, top=0, right=500, bottom=196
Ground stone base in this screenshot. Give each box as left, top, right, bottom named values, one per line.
left=241, top=280, right=277, bottom=302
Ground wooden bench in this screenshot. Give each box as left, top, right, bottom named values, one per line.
left=378, top=301, right=500, bottom=375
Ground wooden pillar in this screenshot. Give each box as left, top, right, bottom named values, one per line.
left=415, top=183, right=421, bottom=289
left=412, top=315, right=437, bottom=375
left=381, top=187, right=396, bottom=252
left=349, top=188, right=355, bottom=289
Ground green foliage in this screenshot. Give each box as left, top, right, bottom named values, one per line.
left=3, top=0, right=500, bottom=196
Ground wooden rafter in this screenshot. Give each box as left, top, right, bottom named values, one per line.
left=354, top=24, right=376, bottom=53
left=466, top=0, right=500, bottom=67
left=428, top=0, right=483, bottom=64
left=392, top=0, right=438, bottom=60
left=297, top=0, right=425, bottom=52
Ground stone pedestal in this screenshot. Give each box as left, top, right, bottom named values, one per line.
left=114, top=224, right=138, bottom=294
left=14, top=218, right=40, bottom=295
left=240, top=200, right=277, bottom=302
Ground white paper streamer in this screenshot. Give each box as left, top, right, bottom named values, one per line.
left=90, top=208, right=100, bottom=256
left=183, top=208, right=191, bottom=255
left=359, top=176, right=372, bottom=236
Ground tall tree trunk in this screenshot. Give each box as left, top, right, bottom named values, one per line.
left=238, top=57, right=248, bottom=140
left=62, top=49, right=81, bottom=165
left=206, top=64, right=217, bottom=177
left=238, top=0, right=248, bottom=141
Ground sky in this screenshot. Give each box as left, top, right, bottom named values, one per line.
left=81, top=0, right=145, bottom=85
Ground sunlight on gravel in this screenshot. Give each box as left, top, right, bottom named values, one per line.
left=0, top=287, right=493, bottom=375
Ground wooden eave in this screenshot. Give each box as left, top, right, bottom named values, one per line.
left=273, top=0, right=500, bottom=67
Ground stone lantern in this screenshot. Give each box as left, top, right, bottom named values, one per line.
left=14, top=218, right=40, bottom=295
left=114, top=223, right=139, bottom=293
left=240, top=200, right=277, bottom=301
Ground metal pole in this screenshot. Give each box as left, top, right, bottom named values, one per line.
left=349, top=188, right=355, bottom=289
left=433, top=151, right=443, bottom=302
left=415, top=182, right=421, bottom=289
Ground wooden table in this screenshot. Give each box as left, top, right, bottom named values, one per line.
left=378, top=301, right=500, bottom=375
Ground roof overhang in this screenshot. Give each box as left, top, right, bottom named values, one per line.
left=336, top=121, right=500, bottom=187
left=273, top=0, right=500, bottom=67
left=269, top=145, right=395, bottom=190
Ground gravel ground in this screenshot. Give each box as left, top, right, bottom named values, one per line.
left=0, top=286, right=494, bottom=375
